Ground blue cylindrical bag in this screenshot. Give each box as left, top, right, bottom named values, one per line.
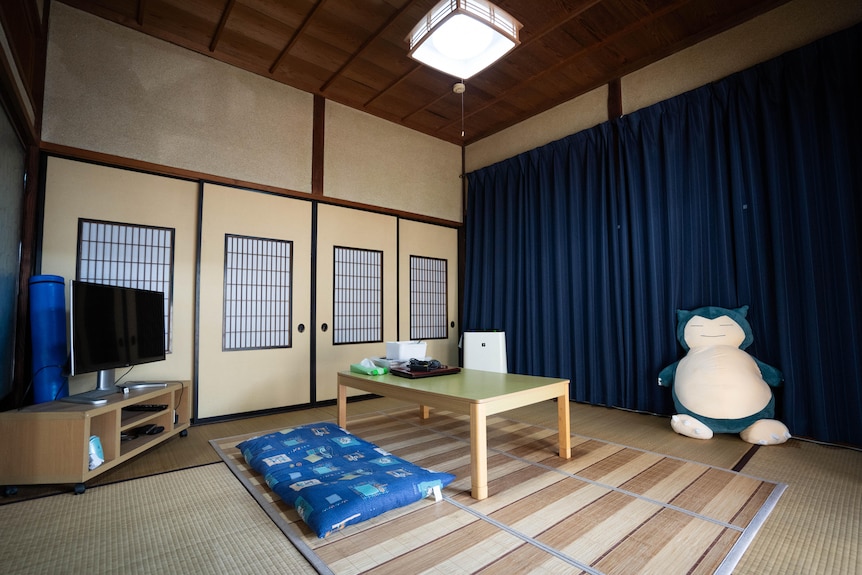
left=29, top=275, right=68, bottom=403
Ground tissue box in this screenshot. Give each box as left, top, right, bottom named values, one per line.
left=386, top=341, right=427, bottom=361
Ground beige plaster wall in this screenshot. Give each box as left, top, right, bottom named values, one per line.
left=466, top=0, right=862, bottom=173
left=465, top=86, right=608, bottom=173
left=42, top=2, right=313, bottom=193
left=622, top=0, right=862, bottom=116
left=324, top=101, right=463, bottom=223
left=41, top=3, right=463, bottom=222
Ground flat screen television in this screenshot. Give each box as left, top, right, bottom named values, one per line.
left=64, top=280, right=166, bottom=404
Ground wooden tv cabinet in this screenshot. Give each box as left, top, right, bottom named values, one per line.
left=0, top=381, right=191, bottom=494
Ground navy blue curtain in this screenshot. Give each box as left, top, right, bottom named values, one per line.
left=464, top=24, right=862, bottom=445
left=464, top=125, right=626, bottom=406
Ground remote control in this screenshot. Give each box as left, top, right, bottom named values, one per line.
left=123, top=404, right=168, bottom=412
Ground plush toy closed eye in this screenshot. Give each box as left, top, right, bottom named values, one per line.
left=658, top=305, right=791, bottom=445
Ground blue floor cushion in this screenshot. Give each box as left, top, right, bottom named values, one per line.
left=237, top=421, right=455, bottom=538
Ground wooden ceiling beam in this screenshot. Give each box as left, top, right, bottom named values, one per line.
left=320, top=0, right=417, bottom=94
left=209, top=0, right=236, bottom=53
left=136, top=0, right=146, bottom=27
left=363, top=62, right=423, bottom=109
left=269, top=0, right=327, bottom=75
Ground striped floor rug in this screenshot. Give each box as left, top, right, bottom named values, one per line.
left=210, top=407, right=786, bottom=575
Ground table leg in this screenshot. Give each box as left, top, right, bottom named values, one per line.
left=470, top=402, right=489, bottom=500
left=337, top=381, right=348, bottom=429
left=419, top=405, right=430, bottom=420
left=557, top=389, right=572, bottom=459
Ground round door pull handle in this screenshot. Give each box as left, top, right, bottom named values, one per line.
left=297, top=324, right=305, bottom=333
left=321, top=323, right=328, bottom=332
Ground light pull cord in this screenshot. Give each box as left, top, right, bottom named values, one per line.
left=453, top=81, right=466, bottom=139
left=461, top=87, right=465, bottom=139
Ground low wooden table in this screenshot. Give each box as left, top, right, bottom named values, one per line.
left=337, top=369, right=572, bottom=500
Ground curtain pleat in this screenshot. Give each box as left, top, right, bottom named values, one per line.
left=465, top=126, right=621, bottom=405
left=463, top=23, right=862, bottom=445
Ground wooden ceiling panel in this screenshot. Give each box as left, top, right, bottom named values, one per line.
left=284, top=33, right=353, bottom=79
left=269, top=53, right=333, bottom=94
left=322, top=76, right=381, bottom=109
left=367, top=95, right=428, bottom=124
left=423, top=95, right=463, bottom=124
left=411, top=112, right=467, bottom=142
left=464, top=98, right=525, bottom=137
left=674, top=0, right=779, bottom=37
left=571, top=2, right=628, bottom=44
left=569, top=45, right=623, bottom=81
left=221, top=3, right=296, bottom=53
left=60, top=0, right=140, bottom=23
left=213, top=28, right=282, bottom=73
left=523, top=71, right=592, bottom=106
left=372, top=76, right=455, bottom=121
left=610, top=28, right=672, bottom=67
left=302, top=10, right=373, bottom=54
left=336, top=64, right=394, bottom=94
left=239, top=0, right=315, bottom=26
left=56, top=0, right=794, bottom=145
left=355, top=32, right=421, bottom=74
left=142, top=0, right=225, bottom=45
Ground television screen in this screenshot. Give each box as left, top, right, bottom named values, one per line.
left=126, top=287, right=167, bottom=366
left=70, top=281, right=166, bottom=377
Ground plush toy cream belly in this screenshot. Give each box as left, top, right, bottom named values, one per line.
left=674, top=345, right=773, bottom=419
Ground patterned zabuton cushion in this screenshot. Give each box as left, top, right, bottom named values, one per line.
left=236, top=421, right=454, bottom=538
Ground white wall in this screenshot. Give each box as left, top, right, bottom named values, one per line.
left=466, top=0, right=862, bottom=172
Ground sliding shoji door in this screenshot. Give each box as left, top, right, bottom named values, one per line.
left=197, top=183, right=312, bottom=419
left=40, top=157, right=198, bottom=395
left=398, top=219, right=459, bottom=367
left=315, top=203, right=398, bottom=401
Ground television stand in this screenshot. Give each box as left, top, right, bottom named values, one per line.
left=59, top=387, right=123, bottom=405
left=0, top=381, right=192, bottom=494
left=120, top=382, right=168, bottom=391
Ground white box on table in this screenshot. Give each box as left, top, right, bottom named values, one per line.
left=385, top=341, right=427, bottom=361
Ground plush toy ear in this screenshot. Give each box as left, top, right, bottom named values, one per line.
left=675, top=309, right=693, bottom=350
left=736, top=305, right=749, bottom=317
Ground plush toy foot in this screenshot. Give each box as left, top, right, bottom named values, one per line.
left=671, top=414, right=714, bottom=439
left=740, top=419, right=791, bottom=445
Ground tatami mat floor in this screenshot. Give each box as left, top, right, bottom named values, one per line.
left=2, top=397, right=859, bottom=574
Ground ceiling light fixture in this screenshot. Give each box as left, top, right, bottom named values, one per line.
left=406, top=0, right=522, bottom=79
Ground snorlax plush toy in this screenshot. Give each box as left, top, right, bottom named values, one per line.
left=658, top=305, right=790, bottom=445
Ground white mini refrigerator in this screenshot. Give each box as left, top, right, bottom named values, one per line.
left=462, top=331, right=508, bottom=373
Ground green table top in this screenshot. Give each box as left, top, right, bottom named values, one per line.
left=338, top=369, right=568, bottom=402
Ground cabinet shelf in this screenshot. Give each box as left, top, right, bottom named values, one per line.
left=0, top=381, right=191, bottom=490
